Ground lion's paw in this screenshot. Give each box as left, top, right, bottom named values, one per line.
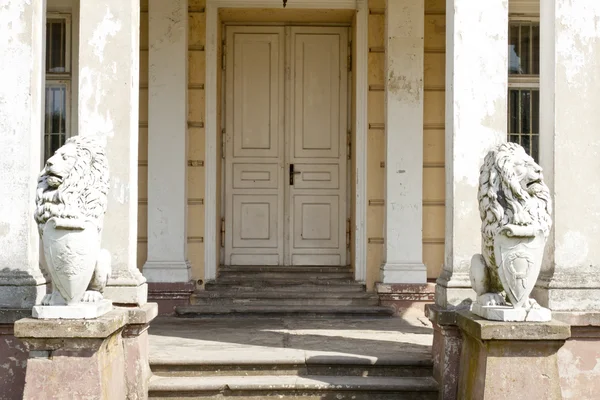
left=82, top=290, right=104, bottom=303
left=41, top=294, right=53, bottom=306
left=527, top=298, right=541, bottom=310
left=477, top=293, right=507, bottom=307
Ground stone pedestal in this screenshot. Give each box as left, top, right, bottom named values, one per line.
left=554, top=312, right=600, bottom=400
left=456, top=311, right=570, bottom=400
left=427, top=304, right=463, bottom=400
left=14, top=304, right=157, bottom=400
left=0, top=310, right=31, bottom=400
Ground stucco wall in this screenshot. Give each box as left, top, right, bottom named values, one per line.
left=137, top=0, right=148, bottom=271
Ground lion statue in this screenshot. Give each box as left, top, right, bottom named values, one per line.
left=34, top=135, right=111, bottom=307
left=470, top=142, right=552, bottom=313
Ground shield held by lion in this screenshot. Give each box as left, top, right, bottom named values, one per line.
left=34, top=135, right=112, bottom=307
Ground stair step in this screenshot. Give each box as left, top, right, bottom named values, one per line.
left=208, top=278, right=360, bottom=287
left=191, top=291, right=379, bottom=306
left=204, top=282, right=366, bottom=292
left=148, top=375, right=438, bottom=399
left=151, top=359, right=433, bottom=378
left=218, top=272, right=353, bottom=280
left=219, top=266, right=352, bottom=273
left=175, top=304, right=395, bottom=318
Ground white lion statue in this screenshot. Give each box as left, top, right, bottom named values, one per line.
left=34, top=135, right=111, bottom=307
left=470, top=142, right=552, bottom=320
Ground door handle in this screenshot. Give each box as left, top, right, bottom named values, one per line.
left=289, top=164, right=301, bottom=185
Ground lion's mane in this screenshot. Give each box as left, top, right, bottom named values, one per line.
left=34, top=136, right=109, bottom=232
left=478, top=142, right=552, bottom=273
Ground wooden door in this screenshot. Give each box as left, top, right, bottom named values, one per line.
left=224, top=26, right=347, bottom=266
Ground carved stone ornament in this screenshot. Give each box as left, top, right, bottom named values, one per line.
left=470, top=142, right=553, bottom=322
left=32, top=135, right=112, bottom=319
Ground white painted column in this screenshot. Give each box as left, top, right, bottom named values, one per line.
left=534, top=0, right=600, bottom=311
left=142, top=0, right=190, bottom=283
left=435, top=0, right=508, bottom=308
left=0, top=0, right=48, bottom=309
left=78, top=0, right=147, bottom=305
left=380, top=0, right=426, bottom=284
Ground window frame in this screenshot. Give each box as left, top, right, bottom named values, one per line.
left=44, top=12, right=73, bottom=161
left=508, top=16, right=540, bottom=161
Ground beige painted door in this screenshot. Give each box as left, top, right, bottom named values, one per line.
left=225, top=26, right=347, bottom=266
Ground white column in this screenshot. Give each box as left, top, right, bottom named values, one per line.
left=0, top=0, right=48, bottom=309
left=380, top=0, right=426, bottom=284
left=78, top=0, right=147, bottom=305
left=435, top=0, right=508, bottom=308
left=142, top=0, right=189, bottom=283
left=534, top=0, right=600, bottom=311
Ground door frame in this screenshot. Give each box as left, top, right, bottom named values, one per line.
left=205, top=0, right=368, bottom=281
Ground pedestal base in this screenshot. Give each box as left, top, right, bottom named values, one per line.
left=471, top=303, right=551, bottom=322
left=456, top=311, right=570, bottom=400
left=32, top=299, right=112, bottom=319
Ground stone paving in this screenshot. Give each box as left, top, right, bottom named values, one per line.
left=149, top=316, right=434, bottom=365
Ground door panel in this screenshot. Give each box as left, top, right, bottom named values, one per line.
left=287, top=27, right=348, bottom=266
left=225, top=27, right=285, bottom=266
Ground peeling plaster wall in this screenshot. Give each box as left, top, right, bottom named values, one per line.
left=558, top=334, right=600, bottom=400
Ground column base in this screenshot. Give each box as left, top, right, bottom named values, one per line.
left=104, top=282, right=148, bottom=306
left=456, top=310, right=570, bottom=400
left=434, top=271, right=476, bottom=309
left=376, top=282, right=435, bottom=316
left=380, top=263, right=426, bottom=284
left=532, top=286, right=600, bottom=311
left=0, top=284, right=48, bottom=309
left=143, top=260, right=191, bottom=283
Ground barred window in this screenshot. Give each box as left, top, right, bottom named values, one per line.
left=44, top=15, right=72, bottom=161
left=508, top=20, right=539, bottom=162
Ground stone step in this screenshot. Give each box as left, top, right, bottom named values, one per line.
left=219, top=265, right=352, bottom=273
left=204, top=282, right=366, bottom=292
left=208, top=278, right=361, bottom=287
left=175, top=304, right=395, bottom=318
left=151, top=357, right=433, bottom=378
left=218, top=272, right=354, bottom=280
left=190, top=292, right=379, bottom=306
left=148, top=375, right=438, bottom=399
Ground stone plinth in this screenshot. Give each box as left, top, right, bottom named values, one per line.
left=32, top=299, right=113, bottom=319
left=14, top=303, right=158, bottom=400
left=471, top=303, right=552, bottom=322
left=0, top=309, right=31, bottom=400
left=426, top=304, right=463, bottom=400
left=456, top=311, right=570, bottom=400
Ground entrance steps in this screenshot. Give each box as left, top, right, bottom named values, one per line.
left=176, top=266, right=394, bottom=318
left=148, top=337, right=437, bottom=398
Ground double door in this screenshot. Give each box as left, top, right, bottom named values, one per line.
left=224, top=25, right=349, bottom=266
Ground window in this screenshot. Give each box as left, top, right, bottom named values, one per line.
left=508, top=20, right=540, bottom=161
left=44, top=14, right=72, bottom=161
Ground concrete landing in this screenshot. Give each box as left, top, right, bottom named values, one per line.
left=149, top=316, right=433, bottom=366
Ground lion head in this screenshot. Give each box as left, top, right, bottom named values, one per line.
left=34, top=135, right=109, bottom=233
left=478, top=142, right=552, bottom=269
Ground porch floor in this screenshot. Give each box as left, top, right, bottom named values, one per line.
left=149, top=315, right=433, bottom=364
